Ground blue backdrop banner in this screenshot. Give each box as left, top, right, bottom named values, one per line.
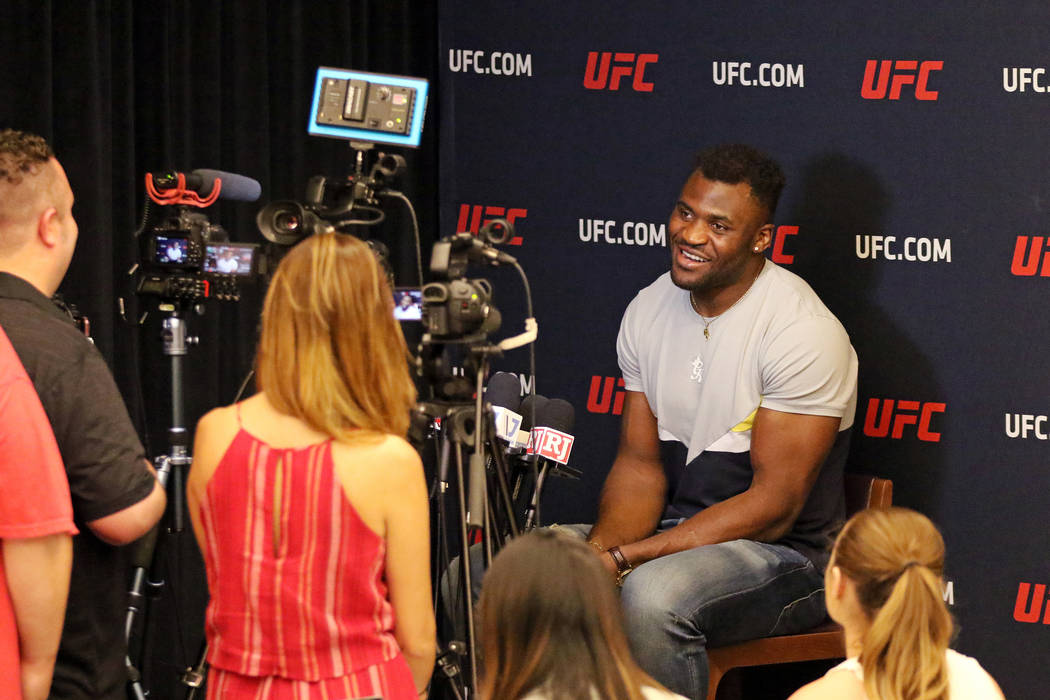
left=438, top=3, right=1050, bottom=697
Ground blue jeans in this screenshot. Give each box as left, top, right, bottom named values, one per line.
left=554, top=521, right=827, bottom=700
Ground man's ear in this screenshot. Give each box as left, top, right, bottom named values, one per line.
left=37, top=206, right=60, bottom=247
left=752, top=224, right=773, bottom=253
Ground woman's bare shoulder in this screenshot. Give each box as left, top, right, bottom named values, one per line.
left=788, top=669, right=866, bottom=700
left=332, top=433, right=422, bottom=480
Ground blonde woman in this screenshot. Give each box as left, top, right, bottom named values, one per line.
left=187, top=233, right=435, bottom=699
left=478, top=529, right=686, bottom=700
left=790, top=507, right=1003, bottom=700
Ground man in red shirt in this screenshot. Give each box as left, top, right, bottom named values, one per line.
left=0, top=323, right=77, bottom=700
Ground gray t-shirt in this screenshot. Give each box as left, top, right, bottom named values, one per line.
left=616, top=260, right=858, bottom=565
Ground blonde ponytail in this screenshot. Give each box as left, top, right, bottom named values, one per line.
left=861, top=563, right=952, bottom=700
left=832, top=507, right=954, bottom=700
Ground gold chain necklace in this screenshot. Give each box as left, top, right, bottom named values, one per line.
left=689, top=268, right=763, bottom=340
left=689, top=293, right=718, bottom=340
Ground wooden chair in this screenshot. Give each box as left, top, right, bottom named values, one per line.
left=705, top=474, right=893, bottom=700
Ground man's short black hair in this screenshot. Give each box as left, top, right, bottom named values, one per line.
left=693, top=144, right=786, bottom=220
left=0, top=129, right=54, bottom=186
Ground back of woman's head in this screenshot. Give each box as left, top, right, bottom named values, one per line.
left=256, top=233, right=416, bottom=439
left=832, top=507, right=953, bottom=700
left=478, top=530, right=653, bottom=700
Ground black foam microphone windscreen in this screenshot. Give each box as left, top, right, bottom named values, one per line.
left=540, top=398, right=575, bottom=434
left=485, top=371, right=522, bottom=413
left=518, top=394, right=548, bottom=431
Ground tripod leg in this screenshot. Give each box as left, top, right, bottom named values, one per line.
left=182, top=640, right=208, bottom=699
left=125, top=456, right=173, bottom=697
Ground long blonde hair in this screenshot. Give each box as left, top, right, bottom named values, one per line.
left=478, top=529, right=662, bottom=700
left=255, top=233, right=416, bottom=439
left=832, top=507, right=953, bottom=700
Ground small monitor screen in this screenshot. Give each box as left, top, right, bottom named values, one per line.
left=309, top=67, right=429, bottom=147
left=204, top=244, right=255, bottom=276
left=393, top=287, right=422, bottom=321
left=154, top=236, right=190, bottom=265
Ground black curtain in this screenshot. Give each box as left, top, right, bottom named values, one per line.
left=1, top=1, right=438, bottom=695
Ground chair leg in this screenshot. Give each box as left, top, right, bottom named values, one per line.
left=706, top=665, right=726, bottom=700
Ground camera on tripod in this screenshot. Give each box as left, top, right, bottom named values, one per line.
left=421, top=218, right=515, bottom=341
left=415, top=219, right=529, bottom=402
left=135, top=209, right=263, bottom=303
left=255, top=66, right=429, bottom=248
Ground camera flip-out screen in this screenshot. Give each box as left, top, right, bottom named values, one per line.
left=308, top=67, right=429, bottom=147
left=204, top=243, right=257, bottom=277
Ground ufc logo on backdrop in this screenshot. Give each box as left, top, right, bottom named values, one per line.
left=587, top=376, right=626, bottom=415
left=861, top=60, right=943, bottom=100
left=583, top=52, right=658, bottom=91
left=1014, top=582, right=1050, bottom=624
left=770, top=225, right=798, bottom=264
left=1010, top=236, right=1050, bottom=276
left=456, top=204, right=526, bottom=245
left=862, top=399, right=946, bottom=442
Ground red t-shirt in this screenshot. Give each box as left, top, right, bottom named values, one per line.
left=0, top=325, right=77, bottom=700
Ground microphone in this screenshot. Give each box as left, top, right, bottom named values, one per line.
left=529, top=398, right=578, bottom=473
left=521, top=397, right=579, bottom=528
left=544, top=398, right=575, bottom=435
left=150, top=169, right=262, bottom=202
left=468, top=373, right=525, bottom=528
left=485, top=372, right=522, bottom=443
left=517, top=394, right=547, bottom=451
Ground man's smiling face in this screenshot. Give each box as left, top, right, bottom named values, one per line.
left=668, top=171, right=770, bottom=301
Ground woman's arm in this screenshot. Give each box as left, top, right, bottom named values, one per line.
left=382, top=438, right=436, bottom=694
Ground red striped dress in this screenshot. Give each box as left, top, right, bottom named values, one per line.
left=197, top=417, right=416, bottom=700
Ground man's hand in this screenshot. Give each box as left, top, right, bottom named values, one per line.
left=586, top=541, right=620, bottom=580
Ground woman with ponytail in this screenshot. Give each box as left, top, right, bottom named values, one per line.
left=790, top=507, right=1003, bottom=700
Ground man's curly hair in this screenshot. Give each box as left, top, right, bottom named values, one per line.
left=0, top=129, right=54, bottom=186
left=693, top=144, right=786, bottom=220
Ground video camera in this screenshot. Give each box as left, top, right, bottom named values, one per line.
left=136, top=208, right=264, bottom=303
left=256, top=67, right=428, bottom=246
left=416, top=220, right=531, bottom=401
left=255, top=154, right=405, bottom=244
left=421, top=219, right=516, bottom=342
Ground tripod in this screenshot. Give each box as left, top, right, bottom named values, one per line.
left=420, top=349, right=523, bottom=699
left=125, top=308, right=199, bottom=699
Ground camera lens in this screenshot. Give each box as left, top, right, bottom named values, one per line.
left=256, top=201, right=312, bottom=246
left=274, top=212, right=301, bottom=234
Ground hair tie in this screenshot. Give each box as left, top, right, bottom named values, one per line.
left=899, top=561, right=923, bottom=575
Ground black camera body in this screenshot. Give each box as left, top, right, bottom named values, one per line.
left=421, top=278, right=495, bottom=339
left=256, top=152, right=407, bottom=245
left=136, top=210, right=262, bottom=303
left=420, top=232, right=507, bottom=343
